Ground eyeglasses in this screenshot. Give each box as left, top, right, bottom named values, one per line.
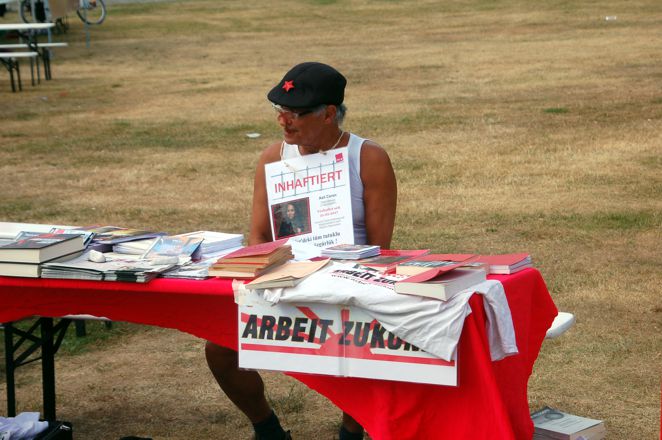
left=272, top=103, right=324, bottom=120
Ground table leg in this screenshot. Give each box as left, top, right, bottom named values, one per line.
left=1, top=318, right=73, bottom=421
left=41, top=318, right=56, bottom=421
left=3, top=323, right=17, bottom=417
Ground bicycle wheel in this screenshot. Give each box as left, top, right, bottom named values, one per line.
left=19, top=0, right=46, bottom=23
left=76, top=0, right=106, bottom=26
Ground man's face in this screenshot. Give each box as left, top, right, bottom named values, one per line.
left=274, top=105, right=328, bottom=146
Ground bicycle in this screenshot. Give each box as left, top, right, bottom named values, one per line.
left=19, top=0, right=106, bottom=26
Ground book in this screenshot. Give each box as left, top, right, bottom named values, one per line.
left=0, top=250, right=85, bottom=278
left=0, top=233, right=87, bottom=264
left=353, top=249, right=430, bottom=273
left=394, top=268, right=487, bottom=301
left=207, top=266, right=277, bottom=279
left=321, top=244, right=381, bottom=260
left=0, top=261, right=42, bottom=278
left=395, top=253, right=477, bottom=276
left=246, top=258, right=330, bottom=289
left=531, top=407, right=606, bottom=440
left=477, top=253, right=532, bottom=274
left=218, top=238, right=290, bottom=262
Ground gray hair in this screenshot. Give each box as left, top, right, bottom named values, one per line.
left=334, top=103, right=347, bottom=126
left=313, top=103, right=347, bottom=126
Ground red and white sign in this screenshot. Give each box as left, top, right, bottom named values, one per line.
left=238, top=292, right=457, bottom=386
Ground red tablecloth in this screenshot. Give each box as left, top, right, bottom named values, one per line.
left=0, top=268, right=556, bottom=440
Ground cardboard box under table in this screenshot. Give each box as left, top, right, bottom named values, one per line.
left=0, top=268, right=556, bottom=440
left=239, top=293, right=457, bottom=386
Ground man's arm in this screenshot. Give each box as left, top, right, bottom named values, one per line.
left=361, top=141, right=397, bottom=249
left=248, top=143, right=282, bottom=246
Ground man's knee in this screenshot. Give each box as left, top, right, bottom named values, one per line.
left=205, top=341, right=238, bottom=372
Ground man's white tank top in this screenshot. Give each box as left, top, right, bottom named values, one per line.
left=280, top=133, right=367, bottom=245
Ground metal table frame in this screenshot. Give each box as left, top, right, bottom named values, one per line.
left=2, top=317, right=73, bottom=421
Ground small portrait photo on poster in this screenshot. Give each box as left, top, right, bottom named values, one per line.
left=272, top=198, right=312, bottom=239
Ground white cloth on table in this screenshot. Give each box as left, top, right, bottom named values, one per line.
left=250, top=262, right=518, bottom=362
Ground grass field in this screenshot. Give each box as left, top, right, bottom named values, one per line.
left=1, top=0, right=660, bottom=438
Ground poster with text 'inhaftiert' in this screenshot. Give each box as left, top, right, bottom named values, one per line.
left=265, top=147, right=354, bottom=248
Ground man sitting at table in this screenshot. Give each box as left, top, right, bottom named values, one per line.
left=204, top=62, right=397, bottom=440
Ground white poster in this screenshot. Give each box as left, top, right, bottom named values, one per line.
left=238, top=291, right=458, bottom=386
left=265, top=147, right=354, bottom=247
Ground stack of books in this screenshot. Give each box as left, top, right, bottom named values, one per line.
left=477, top=253, right=532, bottom=274
left=0, top=233, right=87, bottom=278
left=321, top=244, right=380, bottom=260
left=394, top=257, right=487, bottom=301
left=208, top=239, right=293, bottom=279
left=531, top=407, right=606, bottom=440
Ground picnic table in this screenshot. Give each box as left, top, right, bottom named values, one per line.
left=0, top=22, right=59, bottom=91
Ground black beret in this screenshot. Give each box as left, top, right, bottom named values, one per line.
left=267, top=62, right=346, bottom=108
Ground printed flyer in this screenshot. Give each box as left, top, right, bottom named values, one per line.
left=265, top=147, right=354, bottom=247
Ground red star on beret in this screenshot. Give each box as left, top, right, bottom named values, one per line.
left=282, top=80, right=295, bottom=92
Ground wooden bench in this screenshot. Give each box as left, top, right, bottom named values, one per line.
left=0, top=42, right=68, bottom=82
left=0, top=51, right=38, bottom=92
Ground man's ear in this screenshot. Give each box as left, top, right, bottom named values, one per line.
left=324, top=105, right=338, bottom=124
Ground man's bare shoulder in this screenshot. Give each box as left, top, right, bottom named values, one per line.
left=360, top=139, right=393, bottom=164
left=259, top=142, right=283, bottom=165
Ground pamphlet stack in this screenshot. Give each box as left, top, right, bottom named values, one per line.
left=321, top=244, right=380, bottom=260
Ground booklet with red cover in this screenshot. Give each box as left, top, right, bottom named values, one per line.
left=355, top=249, right=430, bottom=273
left=476, top=253, right=532, bottom=274
left=395, top=253, right=477, bottom=276
left=399, top=255, right=480, bottom=283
